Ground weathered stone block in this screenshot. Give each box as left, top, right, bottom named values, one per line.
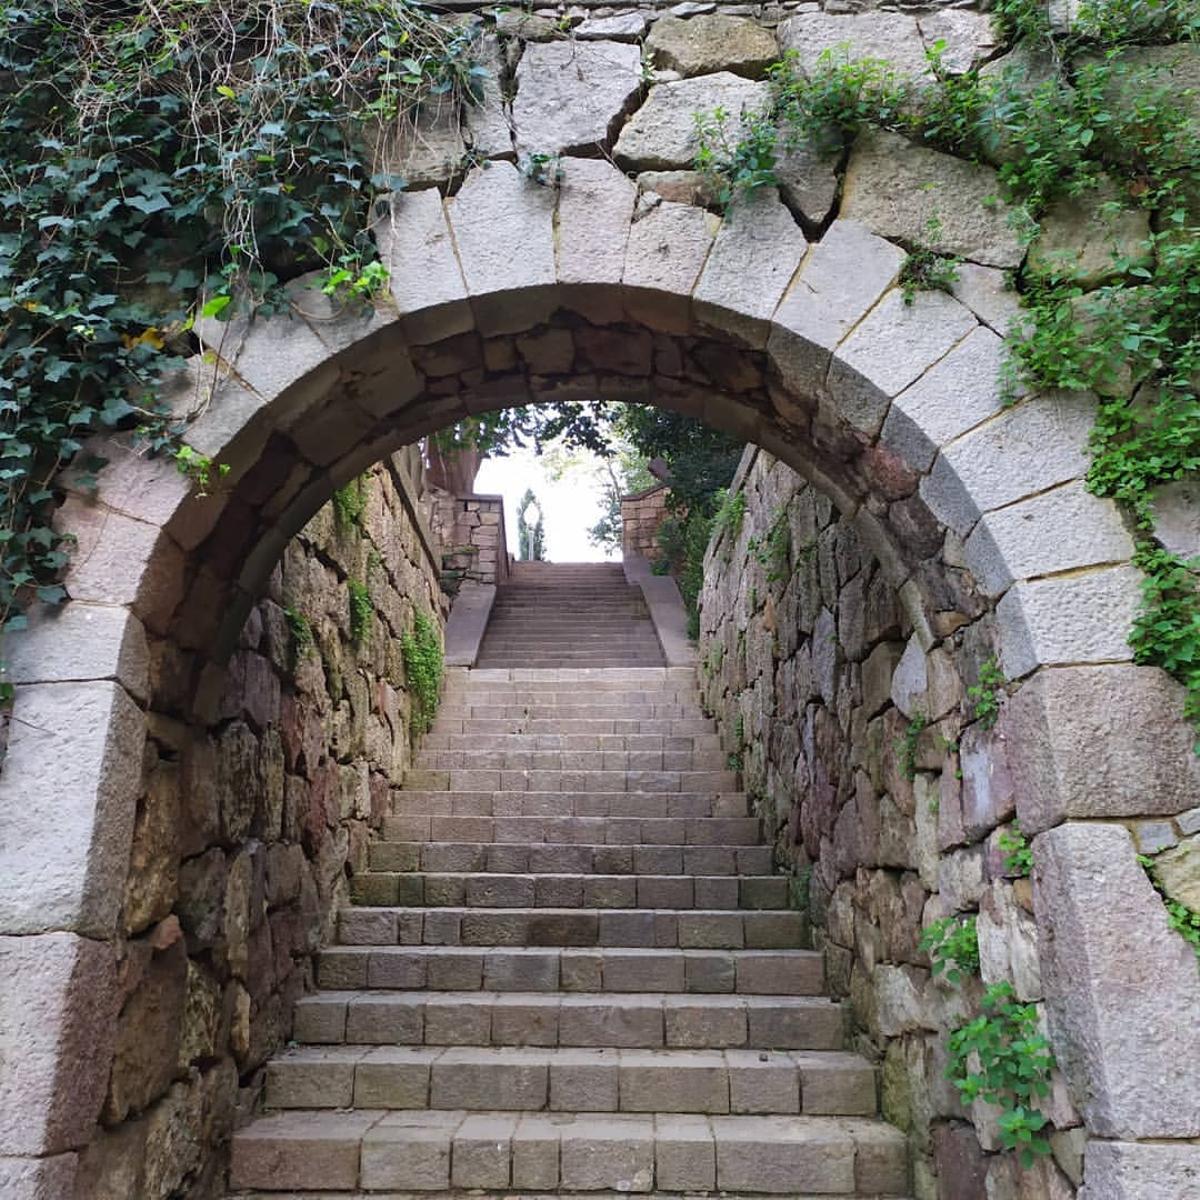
left=646, top=15, right=777, bottom=78
left=1035, top=822, right=1200, bottom=1138
left=1080, top=1140, right=1200, bottom=1199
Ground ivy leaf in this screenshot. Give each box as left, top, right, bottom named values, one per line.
left=126, top=193, right=170, bottom=214
left=35, top=585, right=66, bottom=605
left=200, top=294, right=232, bottom=319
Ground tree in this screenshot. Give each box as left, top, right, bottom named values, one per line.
left=516, top=489, right=545, bottom=561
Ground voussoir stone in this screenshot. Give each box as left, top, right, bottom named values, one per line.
left=513, top=41, right=642, bottom=156
left=841, top=129, right=1026, bottom=269
left=0, top=680, right=145, bottom=937
left=645, top=15, right=778, bottom=79
left=1150, top=478, right=1200, bottom=561
left=1034, top=822, right=1200, bottom=1138
left=1005, top=665, right=1200, bottom=834
left=778, top=12, right=932, bottom=84
left=773, top=134, right=840, bottom=228
left=614, top=73, right=770, bottom=172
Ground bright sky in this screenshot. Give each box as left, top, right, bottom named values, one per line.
left=474, top=443, right=617, bottom=563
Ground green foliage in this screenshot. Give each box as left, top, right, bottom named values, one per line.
left=657, top=509, right=714, bottom=641
left=518, top=151, right=563, bottom=187
left=1128, top=546, right=1200, bottom=741
left=899, top=249, right=960, bottom=306
left=999, top=821, right=1035, bottom=878
left=734, top=713, right=745, bottom=744
left=1140, top=855, right=1200, bottom=964
left=402, top=608, right=443, bottom=737
left=333, top=476, right=369, bottom=529
left=919, top=915, right=980, bottom=986
left=712, top=489, right=747, bottom=544
left=947, top=982, right=1055, bottom=1167
left=516, top=488, right=545, bottom=561
left=284, top=605, right=314, bottom=662
left=347, top=578, right=372, bottom=647
left=752, top=512, right=792, bottom=583
left=694, top=105, right=779, bottom=206
left=173, top=446, right=230, bottom=497
left=967, top=658, right=1006, bottom=730
left=322, top=256, right=390, bottom=302
left=0, top=0, right=482, bottom=639
left=897, top=711, right=928, bottom=782
left=727, top=751, right=743, bottom=772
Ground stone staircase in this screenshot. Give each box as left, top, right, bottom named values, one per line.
left=228, top=666, right=909, bottom=1198
left=476, top=562, right=666, bottom=668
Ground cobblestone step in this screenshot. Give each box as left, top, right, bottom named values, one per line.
left=367, top=842, right=774, bottom=875
left=292, top=991, right=846, bottom=1051
left=388, top=791, right=750, bottom=818
left=263, top=1046, right=877, bottom=1116
left=317, top=946, right=824, bottom=995
left=348, top=873, right=789, bottom=910
left=229, top=1109, right=908, bottom=1195
left=381, top=813, right=762, bottom=846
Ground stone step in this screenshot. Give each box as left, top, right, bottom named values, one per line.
left=293, top=991, right=846, bottom=1051
left=401, top=769, right=741, bottom=795
left=348, top=873, right=789, bottom=911
left=317, top=947, right=824, bottom=995
left=368, top=842, right=774, bottom=876
left=457, top=668, right=695, bottom=682
left=389, top=791, right=750, bottom=818
left=382, top=813, right=762, bottom=846
left=430, top=717, right=718, bottom=736
left=422, top=733, right=723, bottom=752
left=436, top=704, right=702, bottom=720
left=338, top=906, right=804, bottom=949
left=235, top=1192, right=917, bottom=1200
left=415, top=750, right=730, bottom=772
left=264, top=1046, right=876, bottom=1117
left=229, top=1109, right=908, bottom=1194
left=475, top=657, right=669, bottom=668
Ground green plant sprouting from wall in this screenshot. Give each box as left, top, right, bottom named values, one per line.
left=0, top=0, right=483, bottom=656
left=999, top=821, right=1034, bottom=877
left=693, top=11, right=1200, bottom=743
left=897, top=711, right=928, bottom=782
left=333, top=475, right=369, bottom=529
left=947, top=982, right=1056, bottom=1167
left=284, top=605, right=315, bottom=663
left=402, top=608, right=444, bottom=738
left=967, top=658, right=1006, bottom=731
left=1140, top=854, right=1200, bottom=966
left=347, top=578, right=372, bottom=648
left=919, top=915, right=980, bottom=986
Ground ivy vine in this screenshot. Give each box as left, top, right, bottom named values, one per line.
left=402, top=607, right=443, bottom=737
left=0, top=0, right=484, bottom=691
left=697, top=2, right=1200, bottom=743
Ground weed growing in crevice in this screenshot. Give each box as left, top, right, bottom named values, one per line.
left=919, top=915, right=980, bottom=985
left=333, top=476, right=369, bottom=529
left=947, top=982, right=1055, bottom=1167
left=999, top=822, right=1034, bottom=877
left=284, top=606, right=315, bottom=663
left=1139, top=854, right=1200, bottom=965
left=348, top=578, right=372, bottom=647
left=897, top=712, right=928, bottom=782
left=402, top=609, right=444, bottom=738
left=967, top=658, right=1006, bottom=731
left=899, top=248, right=961, bottom=305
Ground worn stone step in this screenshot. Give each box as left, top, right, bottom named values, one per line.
left=431, top=720, right=719, bottom=740
left=422, top=733, right=722, bottom=752
left=474, top=658, right=669, bottom=669
left=293, top=991, right=846, bottom=1051
left=316, top=946, right=824, bottom=995
left=401, top=769, right=742, bottom=795
left=381, top=813, right=762, bottom=846
left=368, top=842, right=774, bottom=876
left=415, top=750, right=730, bottom=772
left=229, top=1109, right=908, bottom=1194
left=436, top=703, right=698, bottom=720
left=458, top=668, right=695, bottom=682
left=338, top=905, right=803, bottom=949
left=264, top=1046, right=876, bottom=1116
left=348, top=873, right=789, bottom=911
left=235, top=1192, right=916, bottom=1200
left=388, top=791, right=750, bottom=818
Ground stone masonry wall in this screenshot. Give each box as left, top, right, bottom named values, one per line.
left=71, top=453, right=447, bottom=1200
left=431, top=491, right=511, bottom=589
left=698, top=447, right=1084, bottom=1200
left=621, top=483, right=671, bottom=560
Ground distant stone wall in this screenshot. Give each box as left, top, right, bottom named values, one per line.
left=621, top=483, right=670, bottom=560
left=699, top=448, right=1083, bottom=1200
left=432, top=492, right=510, bottom=588
left=72, top=454, right=447, bottom=1199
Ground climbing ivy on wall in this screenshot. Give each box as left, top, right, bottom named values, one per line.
left=697, top=0, right=1200, bottom=743
left=0, top=0, right=483, bottom=676
left=402, top=608, right=444, bottom=738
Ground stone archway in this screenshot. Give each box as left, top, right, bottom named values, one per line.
left=2, top=154, right=1198, bottom=1196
